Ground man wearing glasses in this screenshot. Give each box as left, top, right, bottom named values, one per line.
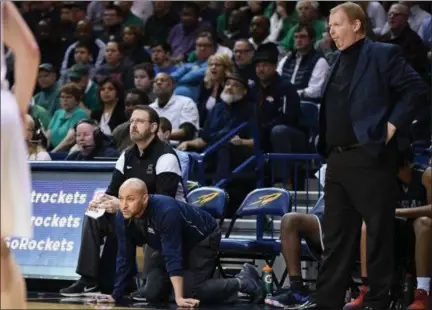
left=60, top=105, right=185, bottom=297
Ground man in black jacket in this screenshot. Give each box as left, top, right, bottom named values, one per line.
left=60, top=105, right=185, bottom=296
left=91, top=178, right=265, bottom=307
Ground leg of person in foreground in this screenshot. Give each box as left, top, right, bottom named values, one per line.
left=1, top=239, right=26, bottom=309
left=0, top=1, right=40, bottom=309
left=265, top=213, right=323, bottom=307
left=345, top=207, right=432, bottom=310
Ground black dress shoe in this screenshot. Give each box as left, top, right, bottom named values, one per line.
left=285, top=300, right=320, bottom=309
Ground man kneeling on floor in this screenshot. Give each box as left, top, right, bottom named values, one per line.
left=92, top=178, right=264, bottom=307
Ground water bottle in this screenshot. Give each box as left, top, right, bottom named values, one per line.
left=262, top=265, right=273, bottom=297
left=403, top=273, right=415, bottom=307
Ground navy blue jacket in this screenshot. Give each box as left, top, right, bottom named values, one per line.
left=200, top=95, right=253, bottom=144
left=317, top=40, right=428, bottom=158
left=251, top=74, right=302, bottom=132
left=112, top=194, right=218, bottom=299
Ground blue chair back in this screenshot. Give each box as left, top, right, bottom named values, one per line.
left=187, top=180, right=200, bottom=193
left=309, top=195, right=325, bottom=217
left=237, top=188, right=291, bottom=217
left=49, top=152, right=69, bottom=160
left=300, top=101, right=319, bottom=142
left=187, top=187, right=229, bottom=221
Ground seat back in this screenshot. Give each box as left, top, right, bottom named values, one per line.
left=300, top=101, right=319, bottom=143
left=49, top=152, right=69, bottom=160
left=227, top=187, right=291, bottom=240
left=309, top=195, right=325, bottom=217
left=187, top=187, right=229, bottom=221
left=187, top=180, right=200, bottom=193
left=237, top=187, right=291, bottom=217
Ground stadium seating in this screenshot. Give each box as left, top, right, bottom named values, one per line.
left=219, top=187, right=291, bottom=288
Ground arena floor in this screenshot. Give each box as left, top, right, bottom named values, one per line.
left=27, top=292, right=263, bottom=309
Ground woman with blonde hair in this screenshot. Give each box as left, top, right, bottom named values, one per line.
left=197, top=53, right=234, bottom=127
left=24, top=114, right=51, bottom=161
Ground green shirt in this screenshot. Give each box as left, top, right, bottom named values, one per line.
left=30, top=104, right=52, bottom=131
left=122, top=12, right=144, bottom=30
left=33, top=82, right=61, bottom=116
left=280, top=19, right=326, bottom=51
left=83, top=81, right=101, bottom=113
left=48, top=107, right=87, bottom=148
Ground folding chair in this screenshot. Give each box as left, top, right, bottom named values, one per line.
left=186, top=180, right=201, bottom=194
left=220, top=187, right=291, bottom=288
left=187, top=186, right=229, bottom=227
left=187, top=187, right=229, bottom=276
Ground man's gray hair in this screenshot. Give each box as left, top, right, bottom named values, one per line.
left=296, top=0, right=320, bottom=11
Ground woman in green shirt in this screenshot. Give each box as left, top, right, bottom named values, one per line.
left=46, top=83, right=88, bottom=152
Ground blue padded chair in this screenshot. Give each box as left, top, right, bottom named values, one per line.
left=187, top=187, right=229, bottom=277
left=220, top=187, right=291, bottom=288
left=300, top=101, right=319, bottom=145
left=49, top=152, right=69, bottom=160
left=187, top=180, right=201, bottom=193
left=187, top=186, right=229, bottom=226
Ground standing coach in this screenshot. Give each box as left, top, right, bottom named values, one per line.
left=296, top=2, right=428, bottom=310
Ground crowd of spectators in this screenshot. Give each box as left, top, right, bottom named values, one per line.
left=7, top=0, right=431, bottom=187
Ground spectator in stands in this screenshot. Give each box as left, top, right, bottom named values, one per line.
left=249, top=15, right=272, bottom=49
left=280, top=1, right=325, bottom=51
left=158, top=117, right=190, bottom=192
left=353, top=1, right=385, bottom=37
left=99, top=4, right=124, bottom=43
left=46, top=83, right=88, bottom=152
left=112, top=88, right=150, bottom=151
left=60, top=41, right=95, bottom=85
left=267, top=1, right=296, bottom=44
left=167, top=2, right=212, bottom=62
left=86, top=1, right=109, bottom=36
left=395, top=1, right=431, bottom=35
left=92, top=179, right=264, bottom=305
left=68, top=64, right=101, bottom=115
left=91, top=77, right=127, bottom=136
left=58, top=2, right=78, bottom=41
left=61, top=20, right=106, bottom=79
left=24, top=114, right=51, bottom=161
left=380, top=3, right=429, bottom=77
left=133, top=63, right=155, bottom=101
left=277, top=24, right=329, bottom=103
left=143, top=1, right=179, bottom=46
left=197, top=53, right=234, bottom=127
left=233, top=39, right=257, bottom=83
left=66, top=119, right=119, bottom=161
left=218, top=9, right=249, bottom=50
left=59, top=105, right=185, bottom=297
left=177, top=74, right=253, bottom=180
left=98, top=40, right=134, bottom=89
left=117, top=0, right=144, bottom=30
left=216, top=1, right=244, bottom=39
left=150, top=73, right=199, bottom=143
left=33, top=63, right=60, bottom=115
left=35, top=20, right=65, bottom=72
left=171, top=32, right=216, bottom=102
left=27, top=98, right=51, bottom=131
left=252, top=43, right=307, bottom=188
left=122, top=25, right=151, bottom=66
left=150, top=42, right=178, bottom=75
left=419, top=15, right=432, bottom=50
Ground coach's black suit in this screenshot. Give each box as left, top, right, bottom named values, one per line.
left=314, top=39, right=427, bottom=309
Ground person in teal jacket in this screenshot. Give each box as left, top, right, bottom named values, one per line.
left=46, top=83, right=88, bottom=152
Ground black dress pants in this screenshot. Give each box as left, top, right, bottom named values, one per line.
left=313, top=145, right=400, bottom=309
left=140, top=228, right=240, bottom=304
left=76, top=213, right=117, bottom=293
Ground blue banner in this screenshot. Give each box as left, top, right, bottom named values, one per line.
left=5, top=170, right=111, bottom=280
